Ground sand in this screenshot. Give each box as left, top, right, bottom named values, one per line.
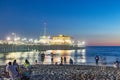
left=30, top=64, right=120, bottom=80
left=0, top=64, right=120, bottom=80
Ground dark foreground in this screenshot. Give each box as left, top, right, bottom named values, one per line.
left=0, top=65, right=120, bottom=80
left=31, top=65, right=120, bottom=80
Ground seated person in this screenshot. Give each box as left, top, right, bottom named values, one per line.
left=21, top=59, right=32, bottom=80
left=6, top=62, right=19, bottom=80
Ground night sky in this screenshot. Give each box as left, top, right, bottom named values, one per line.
left=0, top=0, right=120, bottom=46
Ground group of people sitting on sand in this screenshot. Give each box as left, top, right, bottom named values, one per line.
left=0, top=59, right=32, bottom=80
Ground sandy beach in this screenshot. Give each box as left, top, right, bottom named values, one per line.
left=0, top=64, right=120, bottom=80
left=29, top=64, right=120, bottom=80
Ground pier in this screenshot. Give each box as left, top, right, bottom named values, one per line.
left=0, top=44, right=85, bottom=53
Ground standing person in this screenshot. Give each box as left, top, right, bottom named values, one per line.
left=95, top=55, right=99, bottom=65
left=51, top=52, right=54, bottom=64
left=61, top=57, right=63, bottom=64
left=6, top=62, right=18, bottom=80
left=64, top=56, right=67, bottom=64
left=51, top=52, right=54, bottom=58
left=51, top=57, right=54, bottom=64
left=69, top=58, right=73, bottom=65
left=59, top=57, right=63, bottom=65
left=41, top=53, right=45, bottom=64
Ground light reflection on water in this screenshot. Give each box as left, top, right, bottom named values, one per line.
left=0, top=49, right=86, bottom=65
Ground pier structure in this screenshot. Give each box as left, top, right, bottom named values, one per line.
left=0, top=44, right=85, bottom=53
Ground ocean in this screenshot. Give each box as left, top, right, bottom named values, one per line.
left=86, top=46, right=120, bottom=66
left=0, top=46, right=120, bottom=66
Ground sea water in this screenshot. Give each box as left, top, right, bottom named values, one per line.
left=0, top=46, right=120, bottom=66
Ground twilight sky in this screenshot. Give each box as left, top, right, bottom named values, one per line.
left=0, top=0, right=120, bottom=46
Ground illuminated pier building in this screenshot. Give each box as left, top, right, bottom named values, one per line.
left=51, top=34, right=73, bottom=45
left=39, top=36, right=51, bottom=44
left=2, top=21, right=85, bottom=46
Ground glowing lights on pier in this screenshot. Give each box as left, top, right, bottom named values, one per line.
left=77, top=41, right=85, bottom=47
left=21, top=38, right=27, bottom=41
left=39, top=36, right=51, bottom=44
left=1, top=33, right=86, bottom=47
left=51, top=35, right=73, bottom=45
left=6, top=37, right=11, bottom=41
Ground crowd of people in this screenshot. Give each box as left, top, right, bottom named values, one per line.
left=0, top=59, right=32, bottom=80
left=40, top=53, right=120, bottom=68
left=40, top=52, right=74, bottom=65
left=0, top=53, right=120, bottom=80
left=0, top=52, right=74, bottom=80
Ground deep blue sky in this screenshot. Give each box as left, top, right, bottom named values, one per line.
left=0, top=0, right=120, bottom=45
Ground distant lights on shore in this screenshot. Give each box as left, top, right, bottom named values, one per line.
left=6, top=37, right=11, bottom=41
left=4, top=32, right=86, bottom=46
left=77, top=41, right=85, bottom=47
left=14, top=37, right=20, bottom=41
left=29, top=39, right=33, bottom=42
left=21, top=38, right=27, bottom=41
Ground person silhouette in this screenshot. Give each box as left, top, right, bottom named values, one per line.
left=95, top=55, right=99, bottom=65
left=61, top=57, right=63, bottom=63
left=64, top=56, right=66, bottom=64
left=41, top=53, right=45, bottom=64
left=51, top=52, right=54, bottom=64
left=69, top=58, right=73, bottom=65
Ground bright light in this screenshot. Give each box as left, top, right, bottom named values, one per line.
left=17, top=37, right=20, bottom=40
left=34, top=39, right=38, bottom=43
left=6, top=37, right=11, bottom=41
left=77, top=41, right=85, bottom=47
left=29, top=39, right=33, bottom=42
left=82, top=41, right=85, bottom=45
left=21, top=38, right=27, bottom=41
left=14, top=38, right=17, bottom=41
left=82, top=49, right=86, bottom=53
